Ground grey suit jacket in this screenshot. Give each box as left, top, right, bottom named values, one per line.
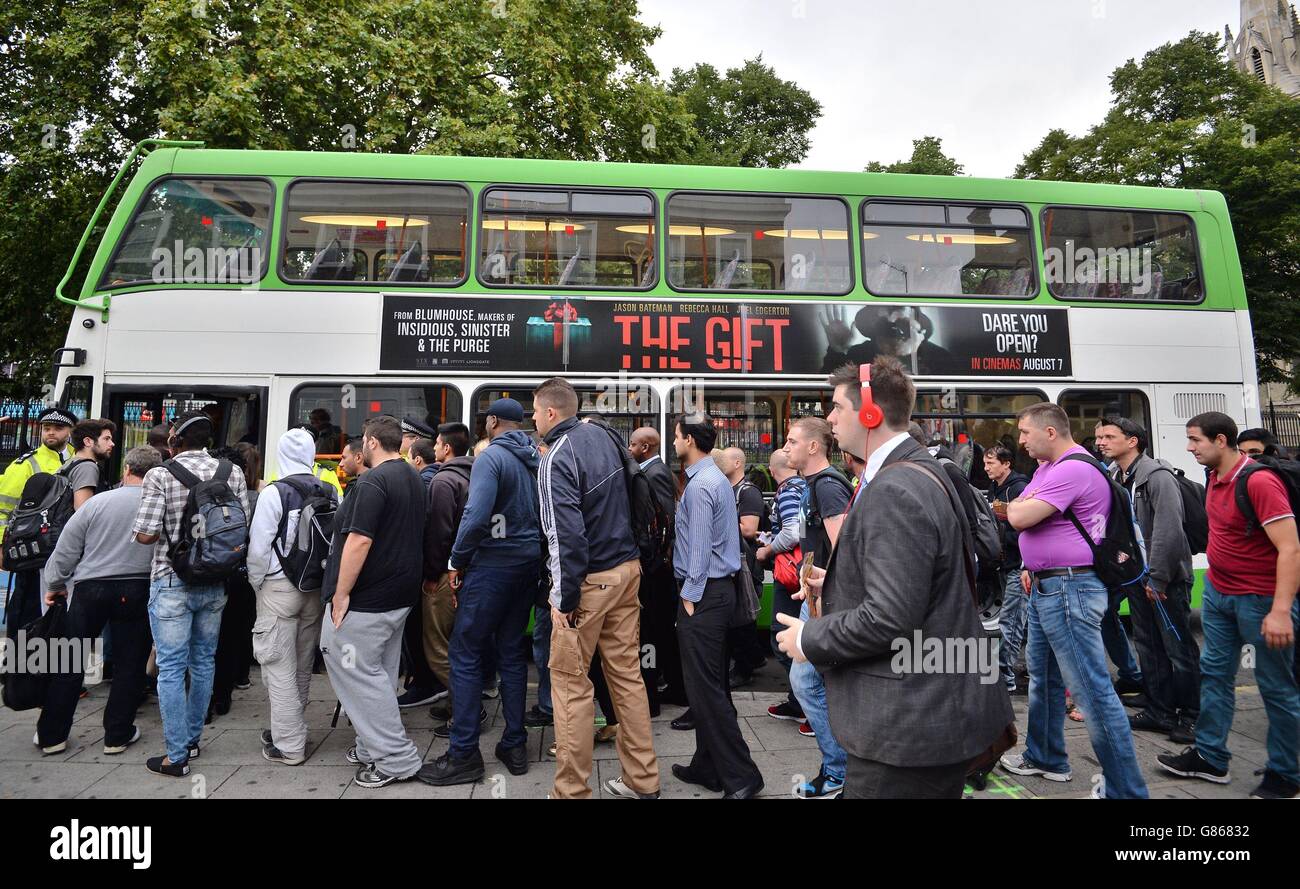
left=800, top=438, right=1013, bottom=767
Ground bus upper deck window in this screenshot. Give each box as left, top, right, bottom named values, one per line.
left=860, top=201, right=1034, bottom=298
left=1042, top=207, right=1200, bottom=302
left=282, top=180, right=469, bottom=285
left=666, top=193, right=852, bottom=295
left=100, top=178, right=273, bottom=288
left=479, top=188, right=656, bottom=289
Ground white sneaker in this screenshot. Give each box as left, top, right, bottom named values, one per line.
left=104, top=726, right=142, bottom=754
left=999, top=752, right=1072, bottom=782
left=604, top=776, right=660, bottom=799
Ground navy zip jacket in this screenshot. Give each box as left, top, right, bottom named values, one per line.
left=449, top=431, right=541, bottom=570
left=539, top=416, right=640, bottom=612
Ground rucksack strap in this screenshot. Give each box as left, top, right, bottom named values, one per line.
left=270, top=475, right=324, bottom=563
left=163, top=459, right=203, bottom=490
left=1235, top=463, right=1267, bottom=535
left=214, top=459, right=232, bottom=484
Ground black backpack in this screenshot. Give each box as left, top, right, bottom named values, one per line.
left=937, top=456, right=1005, bottom=572
left=2, top=469, right=76, bottom=572
left=164, top=459, right=249, bottom=585
left=1234, top=456, right=1300, bottom=539
left=589, top=421, right=673, bottom=573
left=1149, top=464, right=1209, bottom=554
left=802, top=467, right=853, bottom=569
left=1061, top=453, right=1149, bottom=594
left=270, top=474, right=338, bottom=593
left=0, top=599, right=66, bottom=711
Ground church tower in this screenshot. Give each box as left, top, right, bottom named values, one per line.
left=1226, top=0, right=1300, bottom=96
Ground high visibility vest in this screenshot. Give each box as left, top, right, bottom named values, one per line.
left=266, top=463, right=342, bottom=496
left=0, top=443, right=72, bottom=544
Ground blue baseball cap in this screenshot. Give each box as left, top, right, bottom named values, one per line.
left=486, top=398, right=524, bottom=423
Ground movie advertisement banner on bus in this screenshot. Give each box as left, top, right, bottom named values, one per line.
left=379, top=293, right=1071, bottom=377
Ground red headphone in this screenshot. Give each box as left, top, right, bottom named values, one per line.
left=858, top=364, right=884, bottom=429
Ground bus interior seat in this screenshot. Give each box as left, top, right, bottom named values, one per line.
left=387, top=241, right=425, bottom=282
left=305, top=239, right=346, bottom=280
left=557, top=248, right=582, bottom=286
left=715, top=250, right=741, bottom=289
left=639, top=255, right=656, bottom=288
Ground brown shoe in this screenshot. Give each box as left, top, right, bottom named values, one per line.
left=595, top=724, right=619, bottom=744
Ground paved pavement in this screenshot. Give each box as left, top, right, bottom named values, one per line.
left=0, top=655, right=1277, bottom=799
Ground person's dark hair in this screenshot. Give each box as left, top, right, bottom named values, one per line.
left=907, top=421, right=928, bottom=447
left=826, top=357, right=914, bottom=428
left=1017, top=402, right=1072, bottom=439
left=534, top=377, right=580, bottom=417
left=234, top=442, right=262, bottom=483
left=148, top=424, right=170, bottom=448
left=310, top=408, right=331, bottom=424
left=1237, top=427, right=1279, bottom=455
left=436, top=422, right=471, bottom=457
left=1097, top=415, right=1149, bottom=453
left=675, top=412, right=718, bottom=454
left=1187, top=411, right=1238, bottom=448
left=210, top=446, right=247, bottom=473
left=171, top=411, right=213, bottom=450
left=410, top=439, right=437, bottom=465
left=71, top=418, right=117, bottom=452
left=985, top=443, right=1014, bottom=465
left=342, top=435, right=363, bottom=455
left=123, top=446, right=162, bottom=478
left=362, top=415, right=403, bottom=452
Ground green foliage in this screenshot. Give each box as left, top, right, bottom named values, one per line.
left=0, top=0, right=820, bottom=397
left=1014, top=32, right=1300, bottom=390
left=865, top=136, right=964, bottom=175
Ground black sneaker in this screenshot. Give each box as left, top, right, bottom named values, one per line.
left=727, top=667, right=753, bottom=690
left=433, top=707, right=487, bottom=739
left=417, top=750, right=486, bottom=786
left=1129, top=710, right=1176, bottom=734
left=234, top=677, right=252, bottom=691
left=397, top=685, right=442, bottom=709
left=1113, top=677, right=1144, bottom=697
left=429, top=701, right=452, bottom=722
left=494, top=742, right=529, bottom=776
left=524, top=705, right=553, bottom=728
left=1157, top=747, right=1230, bottom=784
left=1249, top=768, right=1299, bottom=799
left=345, top=746, right=364, bottom=766
left=187, top=742, right=201, bottom=760
left=670, top=709, right=694, bottom=731
left=1168, top=719, right=1196, bottom=745
left=145, top=755, right=190, bottom=778
left=767, top=700, right=805, bottom=721
left=261, top=729, right=273, bottom=747
left=353, top=764, right=414, bottom=789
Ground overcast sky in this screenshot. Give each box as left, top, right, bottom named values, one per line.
left=638, top=0, right=1244, bottom=178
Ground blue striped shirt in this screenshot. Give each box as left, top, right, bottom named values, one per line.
left=674, top=457, right=741, bottom=602
left=770, top=476, right=806, bottom=553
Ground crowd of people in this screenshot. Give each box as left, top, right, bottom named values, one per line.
left=1, top=364, right=1297, bottom=799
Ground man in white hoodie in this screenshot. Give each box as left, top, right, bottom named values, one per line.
left=247, top=428, right=338, bottom=765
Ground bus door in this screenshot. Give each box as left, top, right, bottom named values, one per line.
left=470, top=383, right=659, bottom=450
left=106, top=384, right=268, bottom=481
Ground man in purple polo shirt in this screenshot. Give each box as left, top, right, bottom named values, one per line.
left=997, top=402, right=1148, bottom=799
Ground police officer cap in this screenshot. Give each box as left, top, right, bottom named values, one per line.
left=400, top=415, right=437, bottom=439
left=37, top=407, right=78, bottom=428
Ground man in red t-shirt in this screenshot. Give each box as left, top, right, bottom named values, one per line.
left=1156, top=411, right=1299, bottom=799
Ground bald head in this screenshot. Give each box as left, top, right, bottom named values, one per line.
left=628, top=426, right=661, bottom=462
left=718, top=447, right=746, bottom=484
left=769, top=448, right=794, bottom=483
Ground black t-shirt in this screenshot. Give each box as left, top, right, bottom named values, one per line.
left=323, top=458, right=427, bottom=613
left=734, top=480, right=766, bottom=584
left=798, top=468, right=852, bottom=569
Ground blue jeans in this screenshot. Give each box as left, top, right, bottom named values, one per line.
left=1024, top=569, right=1148, bottom=798
left=998, top=566, right=1029, bottom=690
left=1101, top=599, right=1143, bottom=684
left=448, top=561, right=538, bottom=759
left=148, top=574, right=225, bottom=764
left=1195, top=576, right=1300, bottom=784
left=789, top=600, right=846, bottom=782
left=532, top=604, right=552, bottom=716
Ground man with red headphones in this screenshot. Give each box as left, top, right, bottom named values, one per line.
left=776, top=357, right=1013, bottom=798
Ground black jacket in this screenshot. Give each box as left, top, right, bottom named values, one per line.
left=641, top=454, right=677, bottom=520
left=988, top=470, right=1030, bottom=566
left=539, top=417, right=640, bottom=612
left=423, top=455, right=472, bottom=581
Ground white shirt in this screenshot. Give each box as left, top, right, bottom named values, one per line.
left=793, top=429, right=910, bottom=658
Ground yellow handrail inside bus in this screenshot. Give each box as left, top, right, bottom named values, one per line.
left=55, top=138, right=207, bottom=321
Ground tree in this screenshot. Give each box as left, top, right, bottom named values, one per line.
left=0, top=1, right=819, bottom=398
left=1014, top=32, right=1300, bottom=390
left=865, top=136, right=964, bottom=175
left=667, top=56, right=822, bottom=168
